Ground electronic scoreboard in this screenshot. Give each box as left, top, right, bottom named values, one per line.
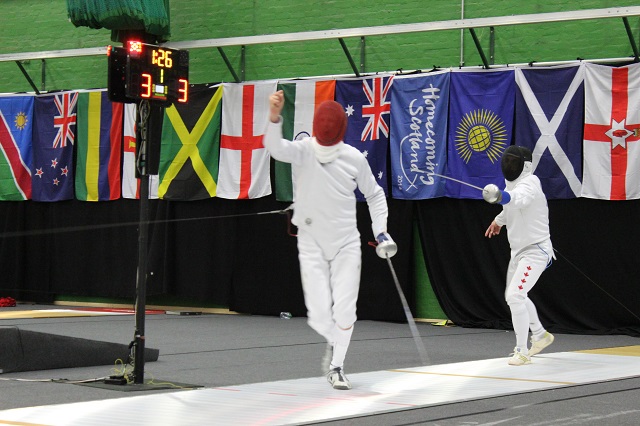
left=108, top=40, right=189, bottom=105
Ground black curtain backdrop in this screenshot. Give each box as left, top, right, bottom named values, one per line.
left=0, top=193, right=414, bottom=323
left=2, top=192, right=639, bottom=336
left=416, top=197, right=640, bottom=337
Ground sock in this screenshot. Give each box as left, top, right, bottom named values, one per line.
left=509, top=302, right=530, bottom=352
left=330, top=324, right=354, bottom=368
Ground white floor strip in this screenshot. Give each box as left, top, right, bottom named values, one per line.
left=0, top=351, right=638, bottom=426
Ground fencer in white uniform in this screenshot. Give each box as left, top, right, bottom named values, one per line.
left=264, top=91, right=396, bottom=389
left=483, top=146, right=555, bottom=366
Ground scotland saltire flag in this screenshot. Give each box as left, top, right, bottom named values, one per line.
left=446, top=70, right=515, bottom=199
left=32, top=92, right=78, bottom=201
left=389, top=71, right=449, bottom=199
left=515, top=64, right=584, bottom=199
left=336, top=76, right=393, bottom=200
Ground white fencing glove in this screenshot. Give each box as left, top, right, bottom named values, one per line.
left=482, top=184, right=502, bottom=204
left=375, top=232, right=397, bottom=258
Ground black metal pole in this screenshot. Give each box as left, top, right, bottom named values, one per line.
left=133, top=100, right=150, bottom=384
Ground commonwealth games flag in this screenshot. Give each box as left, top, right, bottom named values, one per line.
left=582, top=62, right=640, bottom=200
left=446, top=69, right=515, bottom=199
left=515, top=64, right=584, bottom=199
left=389, top=71, right=449, bottom=199
left=32, top=91, right=78, bottom=202
left=75, top=91, right=123, bottom=201
left=158, top=83, right=222, bottom=201
left=0, top=95, right=33, bottom=200
left=336, top=75, right=393, bottom=200
left=277, top=79, right=335, bottom=201
left=218, top=81, right=276, bottom=199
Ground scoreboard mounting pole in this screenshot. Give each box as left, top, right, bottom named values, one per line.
left=107, top=40, right=189, bottom=385
left=133, top=99, right=151, bottom=384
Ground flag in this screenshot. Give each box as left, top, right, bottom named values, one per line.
left=32, top=91, right=78, bottom=202
left=515, top=64, right=584, bottom=199
left=74, top=91, right=122, bottom=201
left=582, top=63, right=640, bottom=200
left=158, top=83, right=222, bottom=200
left=277, top=79, right=335, bottom=202
left=121, top=103, right=159, bottom=199
left=218, top=81, right=277, bottom=199
left=335, top=75, right=393, bottom=200
left=446, top=70, right=515, bottom=199
left=0, top=95, right=33, bottom=200
left=389, top=71, right=449, bottom=199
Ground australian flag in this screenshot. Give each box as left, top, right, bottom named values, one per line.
left=515, top=64, right=584, bottom=199
left=32, top=92, right=78, bottom=201
left=446, top=70, right=515, bottom=199
left=389, top=71, right=449, bottom=199
left=336, top=76, right=393, bottom=200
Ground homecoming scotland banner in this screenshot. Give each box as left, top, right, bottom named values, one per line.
left=389, top=71, right=449, bottom=199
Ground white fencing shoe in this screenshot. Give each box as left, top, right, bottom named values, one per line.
left=508, top=347, right=531, bottom=366
left=327, top=367, right=352, bottom=390
left=529, top=332, right=554, bottom=356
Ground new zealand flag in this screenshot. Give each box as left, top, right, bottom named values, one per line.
left=32, top=92, right=78, bottom=201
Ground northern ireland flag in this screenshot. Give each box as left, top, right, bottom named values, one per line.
left=276, top=79, right=335, bottom=202
left=582, top=63, right=640, bottom=200
left=217, top=81, right=277, bottom=199
left=121, top=103, right=158, bottom=199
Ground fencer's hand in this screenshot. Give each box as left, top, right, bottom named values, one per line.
left=484, top=221, right=502, bottom=238
left=375, top=232, right=398, bottom=258
left=269, top=90, right=284, bottom=123
left=482, top=184, right=502, bottom=204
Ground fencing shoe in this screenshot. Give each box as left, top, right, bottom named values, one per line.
left=529, top=332, right=554, bottom=356
left=508, top=347, right=531, bottom=366
left=327, top=367, right=352, bottom=390
left=321, top=344, right=333, bottom=373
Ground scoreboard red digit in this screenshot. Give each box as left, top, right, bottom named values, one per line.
left=108, top=41, right=189, bottom=105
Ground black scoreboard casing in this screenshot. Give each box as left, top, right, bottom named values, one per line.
left=107, top=41, right=189, bottom=106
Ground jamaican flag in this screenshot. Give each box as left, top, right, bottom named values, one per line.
left=158, top=83, right=222, bottom=200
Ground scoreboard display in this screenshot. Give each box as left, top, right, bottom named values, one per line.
left=108, top=41, right=189, bottom=105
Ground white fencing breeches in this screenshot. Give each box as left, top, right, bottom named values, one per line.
left=505, top=239, right=553, bottom=351
left=297, top=229, right=361, bottom=344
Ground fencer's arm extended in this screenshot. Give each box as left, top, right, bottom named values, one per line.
left=356, top=157, right=388, bottom=237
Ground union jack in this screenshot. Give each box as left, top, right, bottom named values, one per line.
left=52, top=92, right=78, bottom=148
left=361, top=76, right=393, bottom=141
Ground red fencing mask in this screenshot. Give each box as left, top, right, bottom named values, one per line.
left=313, top=101, right=347, bottom=146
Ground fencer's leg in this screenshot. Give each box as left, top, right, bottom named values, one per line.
left=297, top=230, right=334, bottom=343
left=505, top=248, right=547, bottom=352
left=328, top=236, right=361, bottom=369
left=526, top=298, right=545, bottom=339
left=330, top=324, right=354, bottom=369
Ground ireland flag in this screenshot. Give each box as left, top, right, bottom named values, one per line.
left=276, top=79, right=336, bottom=201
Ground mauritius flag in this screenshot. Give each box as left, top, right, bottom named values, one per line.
left=75, top=90, right=123, bottom=201
left=0, top=95, right=33, bottom=200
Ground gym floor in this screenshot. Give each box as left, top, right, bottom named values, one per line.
left=0, top=304, right=639, bottom=425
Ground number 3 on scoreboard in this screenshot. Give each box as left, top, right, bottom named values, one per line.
left=141, top=73, right=152, bottom=98
left=178, top=78, right=188, bottom=103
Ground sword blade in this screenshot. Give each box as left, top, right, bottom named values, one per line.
left=432, top=173, right=484, bottom=191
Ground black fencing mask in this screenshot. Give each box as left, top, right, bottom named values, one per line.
left=501, top=146, right=532, bottom=181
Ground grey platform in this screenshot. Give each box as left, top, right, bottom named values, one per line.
left=0, top=304, right=639, bottom=425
